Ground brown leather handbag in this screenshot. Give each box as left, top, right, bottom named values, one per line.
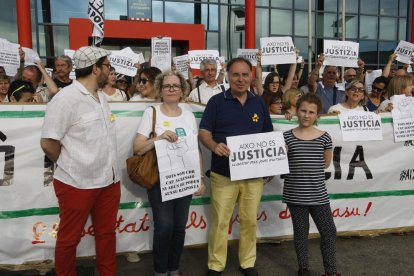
left=126, top=106, right=159, bottom=189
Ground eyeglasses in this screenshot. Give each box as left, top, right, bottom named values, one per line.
left=139, top=78, right=149, bottom=85
left=371, top=85, right=384, bottom=92
left=162, top=84, right=181, bottom=91
left=350, top=87, right=365, bottom=93
left=269, top=82, right=279, bottom=85
left=101, top=63, right=110, bottom=68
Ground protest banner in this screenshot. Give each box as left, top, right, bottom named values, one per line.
left=151, top=37, right=171, bottom=72
left=0, top=39, right=20, bottom=76
left=365, top=70, right=383, bottom=93
left=237, top=49, right=259, bottom=66
left=173, top=54, right=189, bottom=80
left=395, top=40, right=414, bottom=64
left=1, top=103, right=414, bottom=266
left=108, top=47, right=140, bottom=77
left=259, top=37, right=296, bottom=65
left=188, top=50, right=220, bottom=69
left=338, top=111, right=383, bottom=141
left=391, top=95, right=414, bottom=142
left=323, top=40, right=359, bottom=68
left=227, top=132, right=289, bottom=181
left=155, top=135, right=201, bottom=201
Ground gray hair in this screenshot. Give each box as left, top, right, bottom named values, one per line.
left=200, top=59, right=217, bottom=71
left=55, top=55, right=73, bottom=67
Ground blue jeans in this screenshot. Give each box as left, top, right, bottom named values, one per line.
left=147, top=184, right=192, bottom=274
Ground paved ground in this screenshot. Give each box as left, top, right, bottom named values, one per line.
left=2, top=233, right=414, bottom=275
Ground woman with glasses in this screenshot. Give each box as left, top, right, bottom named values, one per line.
left=115, top=74, right=132, bottom=98
left=263, top=91, right=283, bottom=115
left=366, top=76, right=388, bottom=111
left=101, top=67, right=128, bottom=101
left=133, top=71, right=205, bottom=276
left=130, top=67, right=161, bottom=101
left=327, top=80, right=368, bottom=114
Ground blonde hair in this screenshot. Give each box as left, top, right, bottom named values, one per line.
left=345, top=79, right=367, bottom=106
left=385, top=75, right=412, bottom=98
left=282, top=88, right=301, bottom=110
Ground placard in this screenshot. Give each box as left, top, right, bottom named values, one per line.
left=109, top=47, right=140, bottom=77
left=338, top=111, right=383, bottom=141
left=237, top=49, right=259, bottom=66
left=173, top=54, right=189, bottom=80
left=259, top=37, right=296, bottom=65
left=323, top=40, right=359, bottom=68
left=395, top=40, right=414, bottom=64
left=188, top=50, right=220, bottom=69
left=391, top=95, right=414, bottom=142
left=0, top=39, right=20, bottom=76
left=151, top=37, right=171, bottom=72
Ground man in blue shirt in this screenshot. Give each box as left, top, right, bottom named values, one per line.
left=199, top=57, right=273, bottom=276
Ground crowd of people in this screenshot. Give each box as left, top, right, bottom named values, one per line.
left=3, top=44, right=413, bottom=276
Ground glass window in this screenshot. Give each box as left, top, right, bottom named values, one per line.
left=360, top=16, right=378, bottom=39
left=294, top=37, right=309, bottom=59
left=271, top=0, right=292, bottom=8
left=0, top=1, right=18, bottom=43
left=399, top=18, right=407, bottom=41
left=152, top=1, right=163, bottom=22
left=360, top=0, right=378, bottom=14
left=256, top=0, right=269, bottom=6
left=379, top=41, right=397, bottom=64
left=317, top=0, right=337, bottom=12
left=220, top=5, right=229, bottom=60
left=206, top=31, right=219, bottom=51
left=105, top=0, right=127, bottom=20
left=359, top=41, right=378, bottom=65
left=344, top=15, right=358, bottom=39
left=400, top=0, right=408, bottom=17
left=339, top=0, right=358, bottom=14
left=316, top=12, right=337, bottom=38
left=256, top=8, right=269, bottom=48
left=295, top=0, right=315, bottom=10
left=380, top=0, right=398, bottom=16
left=165, top=2, right=194, bottom=24
left=50, top=0, right=88, bottom=24
left=38, top=25, right=69, bottom=58
left=270, top=9, right=292, bottom=35
left=295, top=11, right=314, bottom=37
left=379, top=17, right=397, bottom=40
left=202, top=4, right=219, bottom=31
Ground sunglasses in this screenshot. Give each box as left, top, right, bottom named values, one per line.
left=138, top=78, right=149, bottom=85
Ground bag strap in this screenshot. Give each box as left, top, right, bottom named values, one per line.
left=197, top=86, right=201, bottom=104
left=149, top=106, right=156, bottom=138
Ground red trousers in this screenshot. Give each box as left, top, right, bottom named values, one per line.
left=53, top=179, right=120, bottom=276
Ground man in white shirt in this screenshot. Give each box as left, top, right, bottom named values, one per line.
left=40, top=46, right=120, bottom=276
left=187, top=59, right=226, bottom=104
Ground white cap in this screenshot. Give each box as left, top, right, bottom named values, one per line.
left=73, top=46, right=111, bottom=69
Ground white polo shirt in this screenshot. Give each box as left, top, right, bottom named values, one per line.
left=188, top=82, right=227, bottom=104
left=41, top=80, right=120, bottom=189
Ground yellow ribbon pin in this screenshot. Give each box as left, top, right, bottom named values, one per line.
left=252, top=113, right=259, bottom=123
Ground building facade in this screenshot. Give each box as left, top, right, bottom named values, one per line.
left=0, top=0, right=412, bottom=70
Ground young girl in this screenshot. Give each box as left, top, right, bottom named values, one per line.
left=283, top=93, right=340, bottom=276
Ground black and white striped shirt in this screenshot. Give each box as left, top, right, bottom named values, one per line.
left=282, top=129, right=332, bottom=205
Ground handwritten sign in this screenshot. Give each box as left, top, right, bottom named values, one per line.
left=391, top=95, right=414, bottom=142
left=155, top=135, right=201, bottom=201
left=226, top=132, right=289, bottom=181
left=323, top=40, right=359, bottom=68
left=395, top=40, right=414, bottom=64
left=338, top=111, right=383, bottom=141
left=109, top=47, right=140, bottom=77
left=151, top=37, right=171, bottom=72
left=237, top=49, right=259, bottom=66
left=259, top=37, right=296, bottom=65
left=188, top=50, right=220, bottom=69
left=173, top=54, right=189, bottom=80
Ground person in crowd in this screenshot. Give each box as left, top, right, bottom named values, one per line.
left=379, top=75, right=413, bottom=112
left=382, top=53, right=397, bottom=79
left=308, top=54, right=345, bottom=114
left=256, top=50, right=298, bottom=96
left=199, top=57, right=273, bottom=276
left=19, top=62, right=58, bottom=102
left=53, top=55, right=73, bottom=88
left=282, top=88, right=302, bottom=117
left=186, top=59, right=226, bottom=104
left=283, top=93, right=340, bottom=276
left=263, top=91, right=283, bottom=115
left=366, top=76, right=388, bottom=111
left=133, top=70, right=205, bottom=276
left=102, top=66, right=128, bottom=101
left=0, top=74, right=10, bottom=103
left=116, top=74, right=132, bottom=98
left=130, top=67, right=162, bottom=101
left=328, top=80, right=367, bottom=113
left=40, top=46, right=120, bottom=275
left=7, top=79, right=36, bottom=102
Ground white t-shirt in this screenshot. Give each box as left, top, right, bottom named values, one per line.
left=137, top=105, right=198, bottom=138
left=129, top=94, right=156, bottom=102
left=328, top=103, right=365, bottom=113
left=103, top=88, right=127, bottom=101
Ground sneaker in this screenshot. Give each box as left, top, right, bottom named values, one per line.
left=298, top=267, right=310, bottom=276
left=239, top=267, right=259, bottom=276
left=205, top=269, right=222, bottom=276
left=125, top=252, right=140, bottom=263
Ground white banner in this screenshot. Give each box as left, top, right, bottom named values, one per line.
left=237, top=49, right=259, bottom=66
left=188, top=50, right=220, bottom=69
left=260, top=37, right=296, bottom=65
left=151, top=37, right=171, bottom=72
left=173, top=54, right=189, bottom=80
left=227, top=132, right=289, bottom=181
left=155, top=135, right=201, bottom=201
left=88, top=0, right=105, bottom=45
left=109, top=47, right=139, bottom=77
left=323, top=40, right=359, bottom=68
left=395, top=40, right=414, bottom=64
left=338, top=111, right=383, bottom=141
left=1, top=104, right=414, bottom=265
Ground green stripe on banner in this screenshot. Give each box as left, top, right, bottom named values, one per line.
left=112, top=110, right=144, bottom=117
left=0, top=111, right=46, bottom=118
left=1, top=189, right=414, bottom=219
left=272, top=117, right=393, bottom=125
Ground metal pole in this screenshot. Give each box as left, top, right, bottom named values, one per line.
left=308, top=0, right=312, bottom=73
left=341, top=0, right=346, bottom=82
